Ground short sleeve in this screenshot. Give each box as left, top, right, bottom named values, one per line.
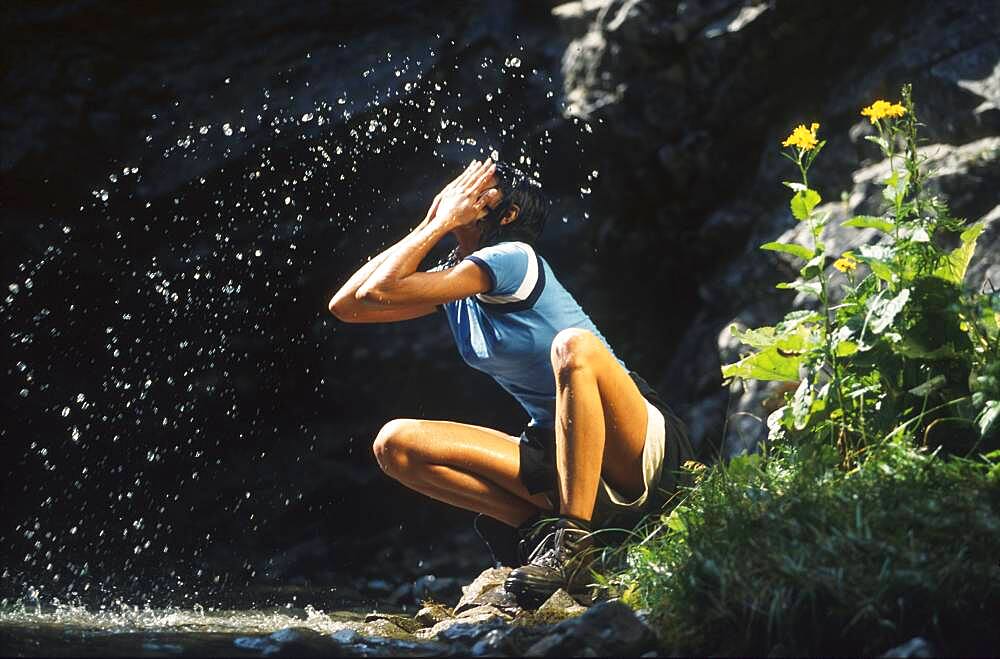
left=464, top=242, right=531, bottom=297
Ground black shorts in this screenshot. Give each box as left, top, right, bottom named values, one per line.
left=517, top=371, right=694, bottom=520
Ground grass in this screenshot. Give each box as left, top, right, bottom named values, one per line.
left=603, top=440, right=1000, bottom=656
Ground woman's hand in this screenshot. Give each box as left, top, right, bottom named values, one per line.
left=430, top=159, right=500, bottom=231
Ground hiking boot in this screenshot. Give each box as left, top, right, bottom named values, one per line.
left=504, top=516, right=595, bottom=608
left=515, top=514, right=559, bottom=565
left=475, top=512, right=557, bottom=568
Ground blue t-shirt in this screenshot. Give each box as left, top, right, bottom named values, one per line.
left=438, top=241, right=626, bottom=429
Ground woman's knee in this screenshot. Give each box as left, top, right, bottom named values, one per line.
left=550, top=328, right=602, bottom=378
left=372, top=418, right=420, bottom=475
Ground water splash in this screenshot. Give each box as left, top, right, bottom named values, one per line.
left=2, top=40, right=602, bottom=610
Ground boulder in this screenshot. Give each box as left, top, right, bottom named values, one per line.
left=453, top=567, right=519, bottom=616
left=523, top=600, right=658, bottom=656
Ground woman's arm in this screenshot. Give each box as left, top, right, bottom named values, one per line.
left=328, top=188, right=443, bottom=322
left=356, top=160, right=497, bottom=307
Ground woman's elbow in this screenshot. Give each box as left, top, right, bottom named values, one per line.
left=355, top=281, right=388, bottom=305
left=328, top=294, right=359, bottom=322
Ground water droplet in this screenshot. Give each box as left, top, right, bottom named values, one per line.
left=300, top=112, right=314, bottom=123
left=61, top=407, right=70, bottom=418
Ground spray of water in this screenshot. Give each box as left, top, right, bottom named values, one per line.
left=1, top=42, right=601, bottom=621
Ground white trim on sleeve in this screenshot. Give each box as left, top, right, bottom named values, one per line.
left=475, top=243, right=538, bottom=304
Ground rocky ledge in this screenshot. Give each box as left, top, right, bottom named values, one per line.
left=233, top=567, right=660, bottom=656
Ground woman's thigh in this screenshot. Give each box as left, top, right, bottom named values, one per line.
left=374, top=418, right=553, bottom=509
left=552, top=329, right=651, bottom=497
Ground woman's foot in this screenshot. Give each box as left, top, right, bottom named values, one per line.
left=504, top=516, right=596, bottom=608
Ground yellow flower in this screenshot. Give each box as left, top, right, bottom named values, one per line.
left=833, top=254, right=859, bottom=273
left=860, top=99, right=906, bottom=124
left=782, top=122, right=820, bottom=151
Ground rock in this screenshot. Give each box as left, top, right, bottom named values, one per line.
left=453, top=567, right=514, bottom=615
left=357, top=618, right=416, bottom=641
left=232, top=627, right=349, bottom=657
left=534, top=588, right=588, bottom=621
left=329, top=628, right=362, bottom=645
left=414, top=602, right=453, bottom=627
left=456, top=604, right=513, bottom=621
left=363, top=612, right=425, bottom=634
left=470, top=626, right=554, bottom=657
left=881, top=636, right=936, bottom=658
left=523, top=601, right=658, bottom=657
left=414, top=611, right=507, bottom=642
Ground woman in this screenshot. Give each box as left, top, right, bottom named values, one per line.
left=329, top=159, right=693, bottom=607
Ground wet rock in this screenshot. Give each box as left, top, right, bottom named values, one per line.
left=414, top=611, right=507, bottom=642
left=455, top=604, right=513, bottom=621
left=233, top=627, right=350, bottom=656
left=534, top=588, right=588, bottom=621
left=453, top=567, right=514, bottom=615
left=360, top=617, right=418, bottom=641
left=524, top=601, right=658, bottom=657
left=881, top=636, right=936, bottom=658
left=470, top=626, right=554, bottom=657
left=414, top=602, right=453, bottom=627
left=363, top=612, right=425, bottom=634
left=329, top=628, right=362, bottom=645
left=437, top=616, right=509, bottom=644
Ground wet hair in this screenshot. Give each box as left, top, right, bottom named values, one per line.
left=477, top=161, right=550, bottom=249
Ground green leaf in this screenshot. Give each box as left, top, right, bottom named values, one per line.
left=842, top=215, right=895, bottom=234
left=933, top=223, right=984, bottom=285
left=665, top=507, right=687, bottom=533
left=791, top=378, right=812, bottom=430
left=977, top=400, right=1000, bottom=438
left=857, top=244, right=897, bottom=283
left=777, top=280, right=822, bottom=297
left=776, top=311, right=822, bottom=334
left=722, top=348, right=802, bottom=381
left=864, top=134, right=888, bottom=151
left=761, top=241, right=814, bottom=260
left=721, top=327, right=814, bottom=382
left=731, top=325, right=780, bottom=349
left=800, top=254, right=826, bottom=279
left=898, top=226, right=931, bottom=243
left=790, top=188, right=822, bottom=221
left=868, top=288, right=910, bottom=334
left=882, top=170, right=909, bottom=205
left=803, top=140, right=826, bottom=170
left=835, top=340, right=859, bottom=357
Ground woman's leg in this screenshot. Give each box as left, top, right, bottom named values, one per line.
left=372, top=419, right=556, bottom=527
left=549, top=328, right=651, bottom=523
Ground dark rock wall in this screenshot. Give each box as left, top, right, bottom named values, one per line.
left=555, top=0, right=999, bottom=456
left=1, top=0, right=997, bottom=600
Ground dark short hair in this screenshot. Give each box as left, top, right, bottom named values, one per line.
left=478, top=161, right=549, bottom=248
